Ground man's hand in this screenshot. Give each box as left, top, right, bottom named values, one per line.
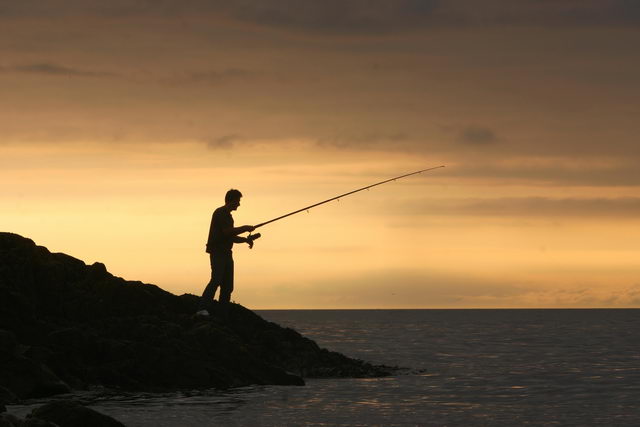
left=240, top=225, right=255, bottom=233
left=246, top=233, right=261, bottom=249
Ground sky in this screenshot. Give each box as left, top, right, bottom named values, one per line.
left=2, top=0, right=639, bottom=308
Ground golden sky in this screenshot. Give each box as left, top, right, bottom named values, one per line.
left=2, top=1, right=639, bottom=308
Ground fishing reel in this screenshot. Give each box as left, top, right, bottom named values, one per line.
left=247, top=232, right=261, bottom=249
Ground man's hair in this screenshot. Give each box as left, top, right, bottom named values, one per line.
left=225, top=189, right=243, bottom=203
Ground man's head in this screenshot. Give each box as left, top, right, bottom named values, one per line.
left=225, top=189, right=243, bottom=211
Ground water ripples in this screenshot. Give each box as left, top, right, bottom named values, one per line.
left=8, top=309, right=640, bottom=425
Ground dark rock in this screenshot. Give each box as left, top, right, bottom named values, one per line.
left=3, top=412, right=60, bottom=427
left=0, top=232, right=392, bottom=398
left=2, top=413, right=57, bottom=427
left=30, top=400, right=125, bottom=427
left=0, top=386, right=17, bottom=406
left=0, top=353, right=70, bottom=399
left=0, top=330, right=17, bottom=356
left=0, top=413, right=22, bottom=427
left=21, top=418, right=59, bottom=427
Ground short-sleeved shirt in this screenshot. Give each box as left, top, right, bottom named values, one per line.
left=206, top=206, right=234, bottom=254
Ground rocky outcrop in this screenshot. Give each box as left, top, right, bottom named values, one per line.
left=30, top=400, right=125, bottom=427
left=0, top=400, right=123, bottom=427
left=0, top=233, right=390, bottom=401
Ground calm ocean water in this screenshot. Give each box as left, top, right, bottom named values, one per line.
left=8, top=309, right=640, bottom=426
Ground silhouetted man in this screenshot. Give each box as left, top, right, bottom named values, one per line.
left=197, top=189, right=255, bottom=316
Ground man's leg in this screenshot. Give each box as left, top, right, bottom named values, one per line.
left=218, top=256, right=234, bottom=304
left=199, top=254, right=219, bottom=309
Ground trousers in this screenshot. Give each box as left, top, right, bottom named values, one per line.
left=200, top=252, right=234, bottom=305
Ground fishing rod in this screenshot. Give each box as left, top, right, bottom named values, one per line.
left=253, top=165, right=445, bottom=230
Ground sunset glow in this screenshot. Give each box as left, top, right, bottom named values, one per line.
left=2, top=1, right=639, bottom=308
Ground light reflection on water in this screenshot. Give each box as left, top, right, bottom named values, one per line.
left=8, top=309, right=640, bottom=426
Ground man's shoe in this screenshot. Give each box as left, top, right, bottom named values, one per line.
left=195, top=309, right=210, bottom=317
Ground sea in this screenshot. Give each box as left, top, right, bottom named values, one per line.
left=7, top=309, right=640, bottom=426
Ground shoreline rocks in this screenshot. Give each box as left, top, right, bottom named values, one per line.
left=0, top=232, right=393, bottom=402
left=1, top=400, right=124, bottom=427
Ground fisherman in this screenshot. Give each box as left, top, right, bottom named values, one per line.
left=196, top=189, right=255, bottom=317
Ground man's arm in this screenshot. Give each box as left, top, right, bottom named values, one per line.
left=233, top=234, right=258, bottom=249
left=223, top=225, right=255, bottom=236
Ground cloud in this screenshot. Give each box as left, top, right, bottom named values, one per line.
left=2, top=1, right=638, bottom=34
left=315, top=132, right=409, bottom=149
left=458, top=126, right=498, bottom=145
left=295, top=269, right=531, bottom=308
left=169, top=68, right=256, bottom=85
left=223, top=0, right=440, bottom=35
left=437, top=160, right=640, bottom=187
left=0, top=2, right=637, bottom=176
left=395, top=197, right=640, bottom=219
left=212, top=1, right=640, bottom=34
left=230, top=1, right=640, bottom=33
left=499, top=285, right=640, bottom=308
left=0, top=0, right=439, bottom=34
left=297, top=269, right=640, bottom=308
left=1, top=62, right=114, bottom=77
left=206, top=134, right=245, bottom=149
